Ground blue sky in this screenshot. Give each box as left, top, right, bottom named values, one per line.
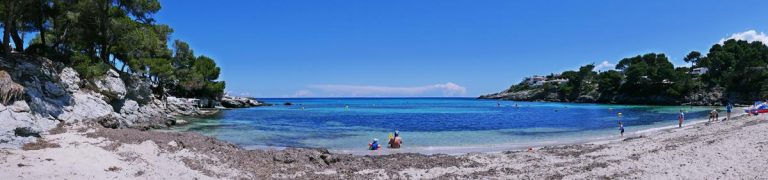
left=155, top=0, right=768, bottom=97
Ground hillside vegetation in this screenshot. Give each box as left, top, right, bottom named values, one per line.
left=481, top=39, right=768, bottom=105
left=1, top=0, right=224, bottom=103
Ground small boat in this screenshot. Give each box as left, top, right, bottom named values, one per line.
left=745, top=101, right=768, bottom=115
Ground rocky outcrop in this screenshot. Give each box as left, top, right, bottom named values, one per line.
left=479, top=89, right=563, bottom=102
left=0, top=55, right=210, bottom=148
left=93, top=69, right=127, bottom=101
left=683, top=87, right=725, bottom=106
left=0, top=70, right=24, bottom=104
left=57, top=91, right=114, bottom=122
left=221, top=95, right=262, bottom=108
left=123, top=74, right=154, bottom=105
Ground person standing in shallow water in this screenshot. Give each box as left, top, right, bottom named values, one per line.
left=726, top=102, right=733, bottom=121
left=619, top=122, right=625, bottom=137
left=678, top=110, right=685, bottom=128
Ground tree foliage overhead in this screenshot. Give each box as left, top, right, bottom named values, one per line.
left=0, top=0, right=225, bottom=100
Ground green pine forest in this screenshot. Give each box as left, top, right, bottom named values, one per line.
left=489, top=39, right=768, bottom=105
left=0, top=0, right=224, bottom=100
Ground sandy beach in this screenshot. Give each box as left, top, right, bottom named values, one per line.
left=0, top=113, right=765, bottom=179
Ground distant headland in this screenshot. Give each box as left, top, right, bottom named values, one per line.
left=481, top=39, right=768, bottom=106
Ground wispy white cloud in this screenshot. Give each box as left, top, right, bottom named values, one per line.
left=719, top=30, right=768, bottom=44
left=226, top=91, right=251, bottom=97
left=292, top=90, right=314, bottom=97
left=296, top=82, right=467, bottom=97
left=594, top=60, right=615, bottom=70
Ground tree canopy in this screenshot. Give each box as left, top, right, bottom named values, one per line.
left=1, top=0, right=225, bottom=100
left=502, top=39, right=768, bottom=105
left=696, top=39, right=768, bottom=101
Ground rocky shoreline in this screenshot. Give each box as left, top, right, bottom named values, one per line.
left=479, top=86, right=726, bottom=106
left=0, top=55, right=235, bottom=148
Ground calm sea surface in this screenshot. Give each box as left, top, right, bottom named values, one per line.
left=170, top=98, right=713, bottom=154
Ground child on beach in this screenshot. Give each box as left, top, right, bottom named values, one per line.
left=715, top=108, right=719, bottom=120
left=709, top=108, right=720, bottom=122
left=369, top=138, right=381, bottom=150
left=678, top=110, right=684, bottom=128
left=619, top=122, right=625, bottom=137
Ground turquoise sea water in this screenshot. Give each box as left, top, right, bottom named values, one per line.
left=171, top=98, right=714, bottom=154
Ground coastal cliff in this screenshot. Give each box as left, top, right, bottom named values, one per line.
left=0, top=55, right=214, bottom=148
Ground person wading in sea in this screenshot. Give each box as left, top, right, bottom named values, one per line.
left=678, top=110, right=685, bottom=128
left=388, top=130, right=403, bottom=149
left=726, top=102, right=733, bottom=121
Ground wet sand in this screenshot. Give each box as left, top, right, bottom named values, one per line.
left=1, top=114, right=767, bottom=179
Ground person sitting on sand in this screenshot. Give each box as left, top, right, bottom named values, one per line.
left=389, top=130, right=403, bottom=148
left=369, top=138, right=381, bottom=150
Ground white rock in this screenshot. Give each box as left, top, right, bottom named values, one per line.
left=59, top=67, right=81, bottom=92
left=93, top=69, right=127, bottom=100
left=0, top=110, right=13, bottom=122
left=10, top=101, right=30, bottom=113
left=175, top=119, right=188, bottom=125
left=166, top=97, right=198, bottom=116
left=57, top=91, right=114, bottom=122
left=120, top=100, right=140, bottom=114
left=168, top=141, right=178, bottom=147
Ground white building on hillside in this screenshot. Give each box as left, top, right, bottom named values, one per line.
left=691, top=67, right=709, bottom=75
left=524, top=76, right=548, bottom=86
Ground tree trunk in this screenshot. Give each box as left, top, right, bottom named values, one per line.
left=9, top=25, right=24, bottom=52
left=2, top=24, right=10, bottom=57
left=38, top=0, right=47, bottom=51
left=2, top=1, right=12, bottom=56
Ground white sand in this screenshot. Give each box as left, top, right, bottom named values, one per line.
left=0, top=128, right=224, bottom=179
left=390, top=114, right=768, bottom=179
